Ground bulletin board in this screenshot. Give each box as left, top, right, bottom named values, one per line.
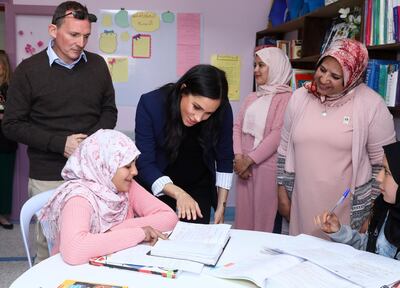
left=97, top=9, right=203, bottom=107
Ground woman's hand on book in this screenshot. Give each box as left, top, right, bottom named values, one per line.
left=163, top=183, right=203, bottom=221
left=175, top=190, right=203, bottom=221
left=141, top=226, right=168, bottom=246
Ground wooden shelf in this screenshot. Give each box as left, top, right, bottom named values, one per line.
left=367, top=43, right=400, bottom=50
left=257, top=0, right=364, bottom=37
left=389, top=106, right=400, bottom=116
left=290, top=55, right=320, bottom=63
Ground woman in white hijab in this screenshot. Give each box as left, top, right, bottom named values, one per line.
left=233, top=46, right=293, bottom=232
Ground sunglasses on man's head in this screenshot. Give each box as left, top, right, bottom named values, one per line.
left=53, top=10, right=97, bottom=24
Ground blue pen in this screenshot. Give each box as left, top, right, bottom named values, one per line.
left=329, top=188, right=350, bottom=214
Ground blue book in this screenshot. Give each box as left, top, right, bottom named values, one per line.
left=366, top=60, right=400, bottom=93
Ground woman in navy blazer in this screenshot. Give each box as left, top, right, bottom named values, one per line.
left=135, top=64, right=234, bottom=224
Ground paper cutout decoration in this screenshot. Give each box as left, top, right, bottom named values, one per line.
left=211, top=54, right=241, bottom=101
left=99, top=30, right=117, bottom=54
left=115, top=8, right=129, bottom=28
left=132, top=34, right=151, bottom=58
left=25, top=44, right=36, bottom=55
left=162, top=11, right=175, bottom=23
left=120, top=31, right=130, bottom=42
left=107, top=57, right=129, bottom=83
left=101, top=14, right=112, bottom=27
left=131, top=11, right=160, bottom=32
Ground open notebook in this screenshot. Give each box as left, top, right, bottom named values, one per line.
left=150, top=221, right=231, bottom=266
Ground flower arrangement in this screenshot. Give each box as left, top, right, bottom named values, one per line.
left=338, top=7, right=361, bottom=38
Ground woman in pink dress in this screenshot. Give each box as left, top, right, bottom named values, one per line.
left=38, top=129, right=178, bottom=265
left=277, top=39, right=396, bottom=238
left=233, top=47, right=292, bottom=232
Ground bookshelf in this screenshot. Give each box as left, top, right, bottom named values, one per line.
left=256, top=0, right=400, bottom=114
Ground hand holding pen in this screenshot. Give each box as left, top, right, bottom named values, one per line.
left=314, top=188, right=350, bottom=234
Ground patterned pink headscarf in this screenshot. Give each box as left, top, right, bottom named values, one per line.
left=38, top=129, right=140, bottom=246
left=305, top=38, right=369, bottom=99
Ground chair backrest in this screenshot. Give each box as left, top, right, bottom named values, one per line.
left=20, top=189, right=55, bottom=267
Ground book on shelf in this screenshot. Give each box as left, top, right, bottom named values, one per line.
left=364, top=0, right=399, bottom=45
left=150, top=221, right=231, bottom=266
left=276, top=40, right=290, bottom=58
left=266, top=39, right=301, bottom=60
left=57, top=279, right=127, bottom=288
left=364, top=59, right=400, bottom=107
left=290, top=39, right=302, bottom=59
left=291, top=69, right=314, bottom=90
left=386, top=63, right=399, bottom=107
left=321, top=19, right=351, bottom=53
left=256, top=36, right=277, bottom=46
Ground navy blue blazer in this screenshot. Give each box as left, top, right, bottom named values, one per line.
left=135, top=88, right=234, bottom=191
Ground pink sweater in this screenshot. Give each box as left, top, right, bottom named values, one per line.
left=53, top=181, right=178, bottom=265
left=233, top=91, right=292, bottom=164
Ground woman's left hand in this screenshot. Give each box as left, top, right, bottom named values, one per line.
left=234, top=155, right=254, bottom=175
left=214, top=204, right=225, bottom=224
left=214, top=187, right=228, bottom=224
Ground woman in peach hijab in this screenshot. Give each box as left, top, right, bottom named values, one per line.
left=233, top=47, right=292, bottom=232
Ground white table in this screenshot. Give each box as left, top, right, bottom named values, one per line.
left=11, top=229, right=288, bottom=288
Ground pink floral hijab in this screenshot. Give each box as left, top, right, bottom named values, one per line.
left=305, top=38, right=369, bottom=100
left=38, top=129, right=140, bottom=246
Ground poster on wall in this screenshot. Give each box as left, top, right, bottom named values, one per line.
left=211, top=54, right=241, bottom=101
left=97, top=9, right=203, bottom=107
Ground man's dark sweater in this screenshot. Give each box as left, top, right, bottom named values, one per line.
left=2, top=50, right=117, bottom=180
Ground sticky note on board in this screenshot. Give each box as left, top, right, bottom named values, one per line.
left=101, top=14, right=112, bottom=27
left=132, top=34, right=151, bottom=58
left=115, top=8, right=129, bottom=28
left=99, top=31, right=117, bottom=54
left=107, top=57, right=129, bottom=83
left=120, top=31, right=130, bottom=42
left=131, top=11, right=160, bottom=32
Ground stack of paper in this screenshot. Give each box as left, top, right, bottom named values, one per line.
left=207, top=234, right=400, bottom=288
left=150, top=221, right=231, bottom=265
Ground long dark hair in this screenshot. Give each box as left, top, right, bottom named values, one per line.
left=163, top=64, right=228, bottom=162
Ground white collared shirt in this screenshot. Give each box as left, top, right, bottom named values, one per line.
left=46, top=39, right=87, bottom=69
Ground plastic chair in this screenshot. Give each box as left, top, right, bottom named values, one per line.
left=20, top=189, right=55, bottom=267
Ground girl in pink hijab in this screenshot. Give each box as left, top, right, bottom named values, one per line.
left=233, top=46, right=292, bottom=232
left=38, top=129, right=178, bottom=265
left=277, top=39, right=395, bottom=238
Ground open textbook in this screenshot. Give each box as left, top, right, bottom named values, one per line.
left=150, top=221, right=231, bottom=265
left=207, top=234, right=400, bottom=288
left=267, top=234, right=400, bottom=288
left=207, top=255, right=360, bottom=288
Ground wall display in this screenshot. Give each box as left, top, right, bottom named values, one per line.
left=97, top=9, right=202, bottom=107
